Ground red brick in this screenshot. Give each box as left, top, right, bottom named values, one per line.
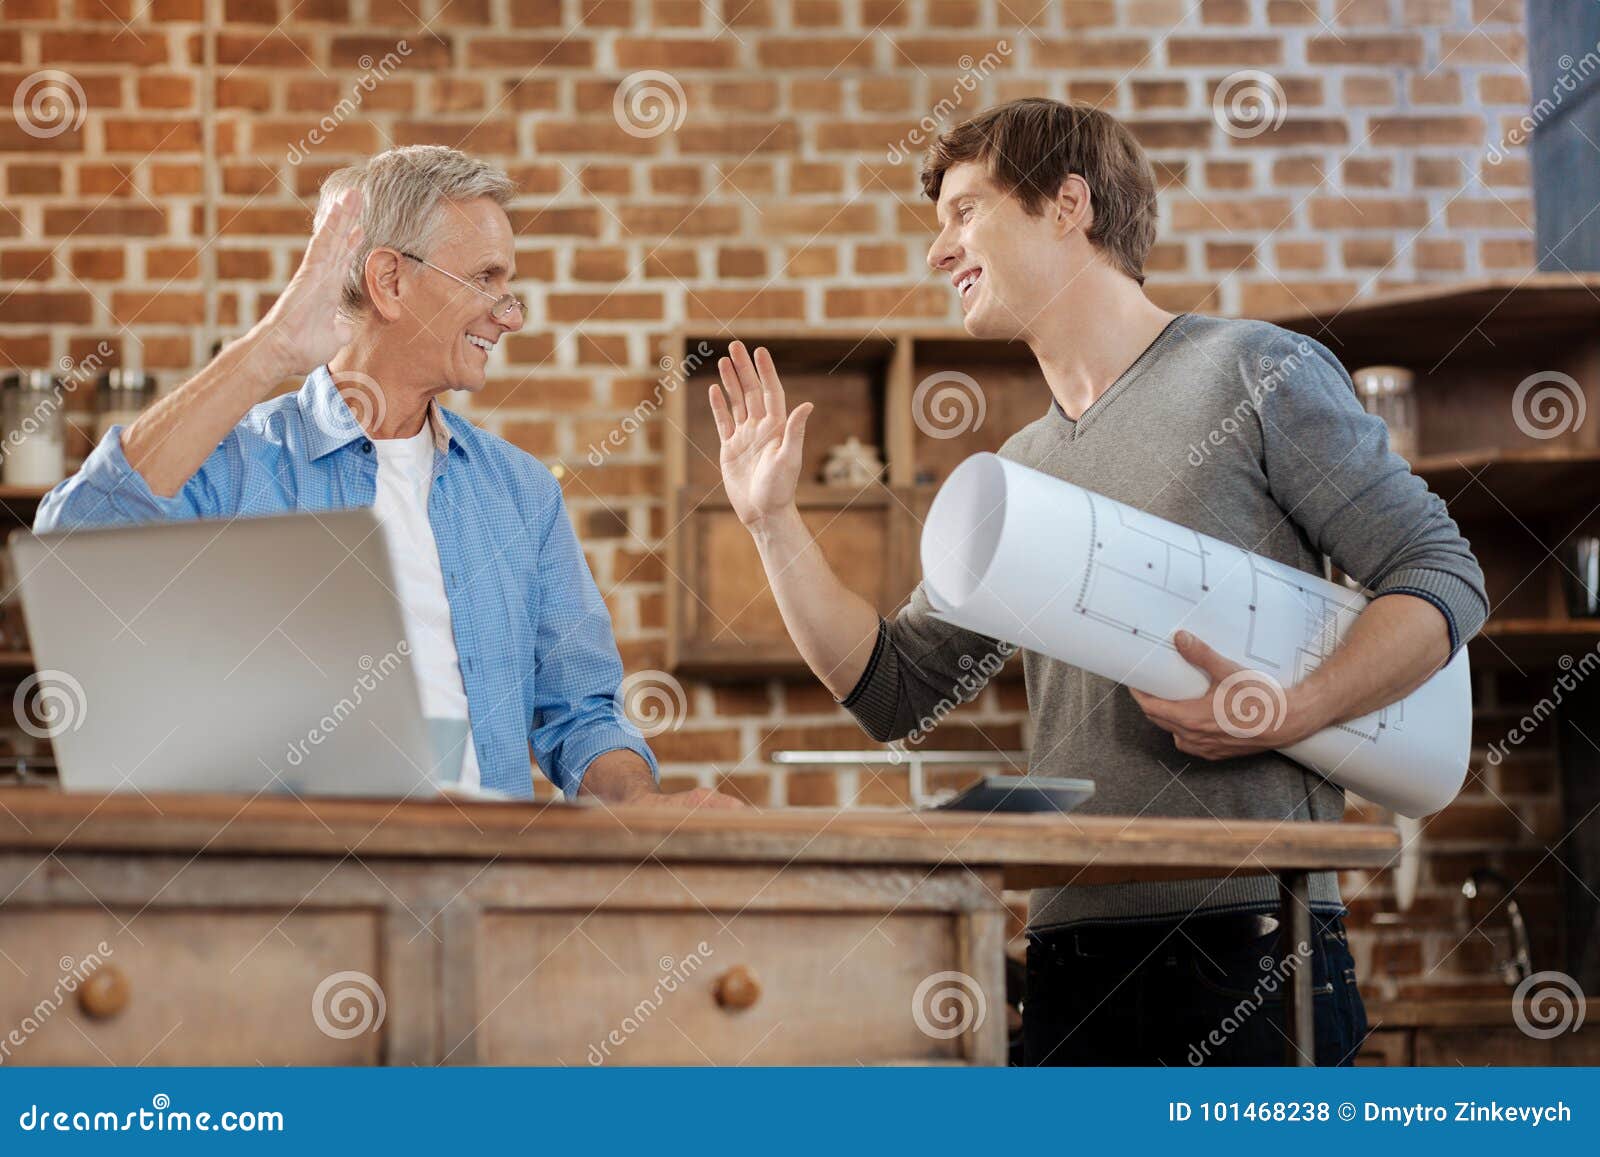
left=0, top=248, right=53, bottom=280
left=43, top=206, right=166, bottom=236
left=546, top=292, right=665, bottom=323
left=1308, top=197, right=1429, bottom=229
left=1168, top=36, right=1282, bottom=65
left=1369, top=115, right=1485, bottom=147
left=137, top=74, right=194, bottom=108
left=1306, top=35, right=1422, bottom=65
left=0, top=291, right=93, bottom=324
left=685, top=289, right=805, bottom=320
left=825, top=285, right=947, bottom=319
left=467, top=38, right=592, bottom=68
left=41, top=31, right=167, bottom=63
left=111, top=291, right=204, bottom=325
left=677, top=121, right=798, bottom=154
left=1035, top=37, right=1149, bottom=68
left=755, top=37, right=870, bottom=70
left=615, top=37, right=734, bottom=69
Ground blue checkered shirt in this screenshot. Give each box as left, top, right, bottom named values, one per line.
left=33, top=365, right=657, bottom=798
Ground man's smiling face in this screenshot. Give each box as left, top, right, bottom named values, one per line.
left=397, top=195, right=523, bottom=394
left=926, top=160, right=1078, bottom=342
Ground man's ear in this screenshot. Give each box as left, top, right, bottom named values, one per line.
left=363, top=247, right=405, bottom=322
left=1053, top=174, right=1094, bottom=239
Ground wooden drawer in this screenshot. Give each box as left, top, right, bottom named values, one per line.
left=0, top=909, right=383, bottom=1065
left=476, top=910, right=978, bottom=1065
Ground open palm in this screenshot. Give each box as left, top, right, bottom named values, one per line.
left=256, top=187, right=365, bottom=376
left=709, top=341, right=814, bottom=527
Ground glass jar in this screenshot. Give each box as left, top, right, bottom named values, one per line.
left=1, top=370, right=67, bottom=487
left=1352, top=364, right=1417, bottom=460
left=95, top=369, right=156, bottom=441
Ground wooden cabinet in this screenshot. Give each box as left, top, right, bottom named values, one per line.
left=1268, top=274, right=1600, bottom=668
left=0, top=791, right=1399, bottom=1067
left=0, top=908, right=383, bottom=1065
left=477, top=907, right=968, bottom=1065
left=1357, top=998, right=1600, bottom=1065
left=663, top=329, right=1046, bottom=677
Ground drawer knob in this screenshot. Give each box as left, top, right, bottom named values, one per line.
left=77, top=964, right=130, bottom=1020
left=713, top=965, right=761, bottom=1011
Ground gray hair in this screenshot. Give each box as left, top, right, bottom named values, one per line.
left=315, top=145, right=518, bottom=316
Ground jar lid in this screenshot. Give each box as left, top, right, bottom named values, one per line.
left=1, top=370, right=62, bottom=392
left=97, top=369, right=156, bottom=392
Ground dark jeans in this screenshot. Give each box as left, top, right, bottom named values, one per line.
left=1022, top=910, right=1368, bottom=1066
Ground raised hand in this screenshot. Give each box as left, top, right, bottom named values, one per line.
left=708, top=341, right=814, bottom=528
left=253, top=187, right=365, bottom=378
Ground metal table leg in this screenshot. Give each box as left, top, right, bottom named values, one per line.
left=1279, top=870, right=1314, bottom=1066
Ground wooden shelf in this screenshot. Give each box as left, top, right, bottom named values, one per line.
left=665, top=329, right=1023, bottom=676
left=1411, top=445, right=1600, bottom=519
left=1471, top=619, right=1600, bottom=667
left=1266, top=273, right=1600, bottom=367
left=0, top=486, right=50, bottom=503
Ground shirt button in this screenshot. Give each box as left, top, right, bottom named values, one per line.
left=361, top=441, right=373, bottom=453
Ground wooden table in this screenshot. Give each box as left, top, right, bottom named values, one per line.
left=0, top=791, right=1398, bottom=1066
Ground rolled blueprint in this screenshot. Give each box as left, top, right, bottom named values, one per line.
left=921, top=453, right=1470, bottom=818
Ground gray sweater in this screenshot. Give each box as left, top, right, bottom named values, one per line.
left=842, top=313, right=1487, bottom=930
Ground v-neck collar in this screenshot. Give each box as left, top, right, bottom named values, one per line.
left=1050, top=312, right=1192, bottom=437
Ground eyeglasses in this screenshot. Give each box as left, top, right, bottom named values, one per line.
left=398, top=251, right=526, bottom=321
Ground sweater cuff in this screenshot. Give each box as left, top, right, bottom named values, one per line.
left=1371, top=566, right=1488, bottom=654
left=838, top=618, right=902, bottom=743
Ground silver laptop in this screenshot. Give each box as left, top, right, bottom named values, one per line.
left=8, top=508, right=470, bottom=799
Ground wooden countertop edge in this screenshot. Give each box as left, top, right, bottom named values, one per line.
left=0, top=790, right=1401, bottom=875
left=1365, top=997, right=1600, bottom=1029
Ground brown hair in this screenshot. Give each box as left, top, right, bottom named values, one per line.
left=920, top=98, right=1159, bottom=284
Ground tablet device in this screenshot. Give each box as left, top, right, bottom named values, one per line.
left=934, top=775, right=1095, bottom=814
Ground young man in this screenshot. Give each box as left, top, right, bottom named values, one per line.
left=709, top=98, right=1486, bottom=1064
left=37, top=145, right=739, bottom=811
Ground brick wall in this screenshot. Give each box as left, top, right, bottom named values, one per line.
left=0, top=0, right=1554, bottom=998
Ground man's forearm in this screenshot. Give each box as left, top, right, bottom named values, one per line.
left=121, top=328, right=295, bottom=498
left=577, top=748, right=660, bottom=802
left=1291, top=592, right=1452, bottom=735
left=748, top=504, right=880, bottom=699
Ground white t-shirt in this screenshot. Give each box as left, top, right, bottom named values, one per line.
left=370, top=423, right=481, bottom=789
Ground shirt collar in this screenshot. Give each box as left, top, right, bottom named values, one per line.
left=300, top=365, right=468, bottom=463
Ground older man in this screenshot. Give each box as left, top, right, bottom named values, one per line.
left=37, top=145, right=737, bottom=809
